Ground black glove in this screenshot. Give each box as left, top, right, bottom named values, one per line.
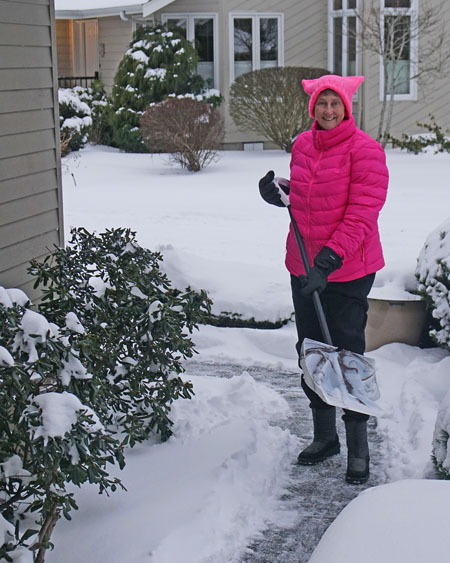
left=298, top=246, right=343, bottom=296
left=259, top=170, right=290, bottom=207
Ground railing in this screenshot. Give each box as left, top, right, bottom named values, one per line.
left=58, top=72, right=99, bottom=89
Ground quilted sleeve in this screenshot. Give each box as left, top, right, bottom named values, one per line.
left=326, top=139, right=389, bottom=261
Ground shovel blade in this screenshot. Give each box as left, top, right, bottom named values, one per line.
left=300, top=338, right=383, bottom=417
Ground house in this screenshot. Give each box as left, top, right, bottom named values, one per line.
left=54, top=0, right=450, bottom=148
left=0, top=0, right=64, bottom=299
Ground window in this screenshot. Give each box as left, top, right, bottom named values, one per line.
left=329, top=0, right=357, bottom=76
left=381, top=0, right=416, bottom=98
left=230, top=14, right=283, bottom=82
left=162, top=14, right=218, bottom=88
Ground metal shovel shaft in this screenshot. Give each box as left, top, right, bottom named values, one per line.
left=287, top=206, right=333, bottom=346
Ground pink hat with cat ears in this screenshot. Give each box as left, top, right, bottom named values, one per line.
left=302, top=74, right=365, bottom=118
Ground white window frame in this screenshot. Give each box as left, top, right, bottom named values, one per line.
left=328, top=0, right=359, bottom=76
left=379, top=0, right=418, bottom=101
left=229, top=12, right=284, bottom=84
left=161, top=12, right=219, bottom=89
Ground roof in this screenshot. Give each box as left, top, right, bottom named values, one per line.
left=55, top=0, right=175, bottom=18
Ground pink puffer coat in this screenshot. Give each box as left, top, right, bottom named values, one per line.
left=286, top=116, right=389, bottom=282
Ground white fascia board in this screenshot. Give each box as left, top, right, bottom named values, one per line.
left=142, top=0, right=176, bottom=18
left=55, top=5, right=143, bottom=18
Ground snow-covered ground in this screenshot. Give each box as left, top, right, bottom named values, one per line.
left=48, top=146, right=450, bottom=563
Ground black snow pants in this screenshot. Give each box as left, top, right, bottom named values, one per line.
left=291, top=273, right=376, bottom=422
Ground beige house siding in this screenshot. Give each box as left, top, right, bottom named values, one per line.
left=154, top=0, right=329, bottom=147
left=55, top=19, right=73, bottom=75
left=98, top=16, right=133, bottom=91
left=0, top=0, right=63, bottom=299
left=54, top=0, right=450, bottom=147
left=357, top=0, right=450, bottom=140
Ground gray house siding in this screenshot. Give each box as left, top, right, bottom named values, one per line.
left=0, top=0, right=63, bottom=299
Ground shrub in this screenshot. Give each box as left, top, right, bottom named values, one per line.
left=229, top=66, right=330, bottom=152
left=29, top=227, right=212, bottom=444
left=0, top=288, right=123, bottom=562
left=415, top=216, right=450, bottom=350
left=141, top=97, right=224, bottom=171
left=109, top=24, right=212, bottom=153
left=432, top=387, right=450, bottom=479
left=58, top=81, right=113, bottom=155
left=79, top=80, right=114, bottom=146
left=58, top=87, right=92, bottom=154
left=389, top=115, right=450, bottom=154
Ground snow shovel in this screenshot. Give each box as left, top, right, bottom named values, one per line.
left=273, top=177, right=382, bottom=417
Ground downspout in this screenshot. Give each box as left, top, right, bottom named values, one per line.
left=120, top=11, right=130, bottom=21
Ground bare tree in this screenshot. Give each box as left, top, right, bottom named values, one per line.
left=354, top=1, right=450, bottom=146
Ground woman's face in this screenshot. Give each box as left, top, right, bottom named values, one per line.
left=314, top=91, right=345, bottom=130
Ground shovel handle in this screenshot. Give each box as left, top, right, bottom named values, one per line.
left=287, top=206, right=333, bottom=346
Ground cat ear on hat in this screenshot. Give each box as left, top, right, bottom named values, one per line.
left=301, top=78, right=319, bottom=96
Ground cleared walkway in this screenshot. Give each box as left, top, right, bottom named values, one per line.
left=184, top=360, right=384, bottom=563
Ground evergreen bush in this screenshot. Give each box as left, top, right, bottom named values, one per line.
left=415, top=216, right=450, bottom=351
left=389, top=115, right=450, bottom=154
left=229, top=66, right=330, bottom=152
left=29, top=227, right=212, bottom=444
left=58, top=88, right=92, bottom=155
left=58, top=81, right=113, bottom=155
left=141, top=97, right=224, bottom=171
left=0, top=288, right=123, bottom=562
left=109, top=24, right=214, bottom=153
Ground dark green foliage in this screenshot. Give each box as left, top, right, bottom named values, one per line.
left=109, top=24, right=207, bottom=152
left=81, top=80, right=114, bottom=146
left=206, top=311, right=292, bottom=329
left=59, top=81, right=114, bottom=154
left=0, top=296, right=123, bottom=561
left=389, top=115, right=450, bottom=154
left=29, top=227, right=212, bottom=443
left=229, top=66, right=331, bottom=152
left=58, top=87, right=92, bottom=154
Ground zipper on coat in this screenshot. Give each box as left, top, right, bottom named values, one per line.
left=306, top=150, right=324, bottom=262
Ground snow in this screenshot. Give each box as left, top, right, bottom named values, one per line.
left=13, top=309, right=58, bottom=364
left=0, top=345, right=14, bottom=367
left=55, top=0, right=144, bottom=10
left=44, top=146, right=450, bottom=561
left=29, top=391, right=102, bottom=445
left=309, top=479, right=450, bottom=563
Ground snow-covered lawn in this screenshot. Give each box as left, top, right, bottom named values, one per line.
left=49, top=146, right=450, bottom=563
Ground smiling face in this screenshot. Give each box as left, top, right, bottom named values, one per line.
left=314, top=90, right=346, bottom=130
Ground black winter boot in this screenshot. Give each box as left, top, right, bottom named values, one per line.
left=344, top=419, right=370, bottom=484
left=297, top=408, right=340, bottom=465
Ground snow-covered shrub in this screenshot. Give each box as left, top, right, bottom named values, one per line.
left=229, top=66, right=330, bottom=152
left=432, top=387, right=450, bottom=479
left=77, top=80, right=113, bottom=146
left=390, top=115, right=450, bottom=154
left=29, top=227, right=211, bottom=445
left=0, top=287, right=123, bottom=562
left=141, top=97, right=224, bottom=171
left=58, top=87, right=92, bottom=155
left=416, top=216, right=450, bottom=350
left=109, top=24, right=219, bottom=153
left=59, top=81, right=113, bottom=154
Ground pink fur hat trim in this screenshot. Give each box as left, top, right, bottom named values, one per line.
left=302, top=74, right=365, bottom=118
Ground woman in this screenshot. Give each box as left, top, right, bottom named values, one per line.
left=259, top=74, right=389, bottom=484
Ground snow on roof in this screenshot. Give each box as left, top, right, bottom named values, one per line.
left=55, top=0, right=176, bottom=17
left=55, top=0, right=144, bottom=9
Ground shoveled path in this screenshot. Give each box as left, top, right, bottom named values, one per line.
left=183, top=360, right=386, bottom=563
